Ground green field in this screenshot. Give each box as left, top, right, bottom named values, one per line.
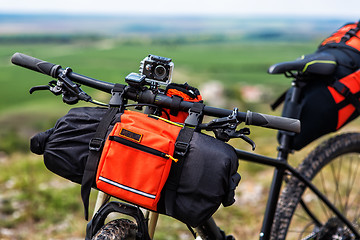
left=0, top=38, right=342, bottom=239
left=0, top=39, right=319, bottom=112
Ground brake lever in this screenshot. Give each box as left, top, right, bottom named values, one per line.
left=201, top=108, right=256, bottom=150
left=29, top=85, right=50, bottom=94
left=231, top=129, right=256, bottom=151
left=29, top=80, right=62, bottom=95
left=29, top=68, right=103, bottom=106
left=242, top=135, right=256, bottom=151
left=213, top=127, right=256, bottom=150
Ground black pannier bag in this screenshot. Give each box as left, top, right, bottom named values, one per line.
left=157, top=131, right=240, bottom=227
left=280, top=81, right=338, bottom=150
left=30, top=106, right=240, bottom=227
left=278, top=21, right=360, bottom=150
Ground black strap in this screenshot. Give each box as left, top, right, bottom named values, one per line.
left=161, top=127, right=195, bottom=215
left=81, top=107, right=119, bottom=220
left=166, top=82, right=200, bottom=99
left=270, top=88, right=289, bottom=111
left=169, top=95, right=183, bottom=116
left=340, top=22, right=360, bottom=43
left=175, top=102, right=204, bottom=156
left=162, top=103, right=204, bottom=214
left=81, top=84, right=125, bottom=221
left=174, top=127, right=194, bottom=158
left=333, top=81, right=360, bottom=114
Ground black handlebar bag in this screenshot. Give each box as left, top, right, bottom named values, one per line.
left=30, top=107, right=118, bottom=184
left=30, top=106, right=241, bottom=227
left=157, top=129, right=240, bottom=227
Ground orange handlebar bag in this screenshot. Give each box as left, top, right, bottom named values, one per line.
left=96, top=110, right=182, bottom=211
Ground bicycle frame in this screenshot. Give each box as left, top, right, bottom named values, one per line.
left=10, top=52, right=358, bottom=239
left=237, top=144, right=360, bottom=240
left=91, top=80, right=359, bottom=240
left=244, top=81, right=359, bottom=240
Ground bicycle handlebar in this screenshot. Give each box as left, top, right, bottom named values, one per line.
left=11, top=52, right=115, bottom=93
left=11, top=52, right=301, bottom=133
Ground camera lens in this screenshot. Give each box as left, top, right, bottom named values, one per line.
left=154, top=65, right=167, bottom=80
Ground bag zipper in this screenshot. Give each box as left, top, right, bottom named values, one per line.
left=148, top=115, right=184, bottom=128
left=109, top=136, right=178, bottom=162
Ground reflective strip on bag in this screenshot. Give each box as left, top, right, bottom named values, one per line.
left=99, top=176, right=156, bottom=199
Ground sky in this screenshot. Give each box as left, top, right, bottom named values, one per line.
left=1, top=0, right=359, bottom=18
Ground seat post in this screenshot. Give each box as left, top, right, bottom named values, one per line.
left=260, top=80, right=303, bottom=240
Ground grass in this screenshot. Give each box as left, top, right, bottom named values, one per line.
left=0, top=153, right=85, bottom=238
left=2, top=37, right=357, bottom=239
left=0, top=39, right=318, bottom=114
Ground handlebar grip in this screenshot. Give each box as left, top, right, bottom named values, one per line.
left=11, top=53, right=61, bottom=78
left=245, top=111, right=300, bottom=133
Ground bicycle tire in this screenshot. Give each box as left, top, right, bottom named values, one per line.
left=91, top=219, right=137, bottom=240
left=271, top=132, right=360, bottom=240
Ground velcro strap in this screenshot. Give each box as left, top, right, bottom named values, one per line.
left=170, top=95, right=183, bottom=116
left=165, top=82, right=201, bottom=100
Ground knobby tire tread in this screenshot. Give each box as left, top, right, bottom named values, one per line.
left=270, top=132, right=360, bottom=240
left=92, top=219, right=137, bottom=240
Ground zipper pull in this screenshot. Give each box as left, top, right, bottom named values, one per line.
left=166, top=154, right=178, bottom=163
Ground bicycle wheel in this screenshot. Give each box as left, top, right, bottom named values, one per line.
left=92, top=219, right=137, bottom=240
left=271, top=132, right=360, bottom=240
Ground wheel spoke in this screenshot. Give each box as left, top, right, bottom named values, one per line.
left=319, top=170, right=331, bottom=219
left=343, top=156, right=353, bottom=214
left=271, top=133, right=360, bottom=240
left=330, top=160, right=344, bottom=213
left=345, top=155, right=360, bottom=214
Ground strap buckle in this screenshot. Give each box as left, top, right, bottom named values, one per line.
left=174, top=141, right=189, bottom=156
left=184, top=102, right=204, bottom=127
left=184, top=111, right=202, bottom=127
left=89, top=138, right=104, bottom=151
left=109, top=84, right=126, bottom=107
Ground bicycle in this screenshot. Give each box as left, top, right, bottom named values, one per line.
left=10, top=52, right=360, bottom=240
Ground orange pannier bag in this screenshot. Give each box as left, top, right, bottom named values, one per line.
left=276, top=21, right=360, bottom=150
left=328, top=69, right=360, bottom=130
left=96, top=110, right=182, bottom=211
left=320, top=21, right=360, bottom=52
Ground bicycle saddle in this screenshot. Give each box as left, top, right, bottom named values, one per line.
left=268, top=52, right=337, bottom=75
